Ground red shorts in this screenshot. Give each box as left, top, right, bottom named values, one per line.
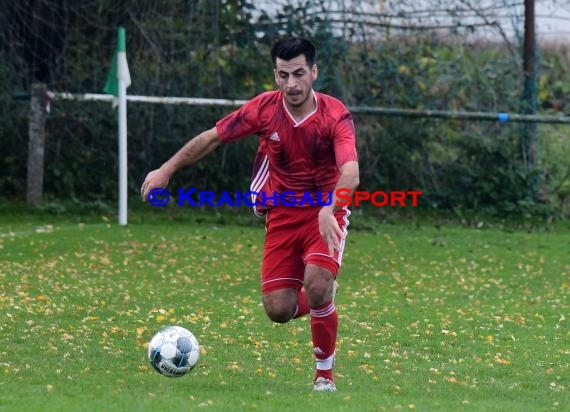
left=261, top=206, right=351, bottom=294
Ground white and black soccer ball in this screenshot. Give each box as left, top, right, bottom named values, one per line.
left=147, top=325, right=200, bottom=377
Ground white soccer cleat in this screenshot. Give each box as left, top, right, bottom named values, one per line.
left=313, top=377, right=337, bottom=392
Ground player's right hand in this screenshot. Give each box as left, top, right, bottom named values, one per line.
left=318, top=206, right=344, bottom=256
left=141, top=168, right=171, bottom=201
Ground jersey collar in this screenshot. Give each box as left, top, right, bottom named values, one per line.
left=282, top=90, right=318, bottom=127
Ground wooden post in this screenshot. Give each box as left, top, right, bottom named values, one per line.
left=27, top=83, right=48, bottom=207
left=522, top=0, right=537, bottom=168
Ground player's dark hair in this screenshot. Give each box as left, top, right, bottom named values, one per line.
left=271, top=37, right=316, bottom=67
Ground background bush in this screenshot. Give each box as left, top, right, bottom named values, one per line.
left=1, top=0, right=569, bottom=219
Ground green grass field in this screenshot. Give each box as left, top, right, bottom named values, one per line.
left=0, top=205, right=568, bottom=411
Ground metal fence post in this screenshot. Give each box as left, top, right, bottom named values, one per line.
left=27, top=83, right=48, bottom=207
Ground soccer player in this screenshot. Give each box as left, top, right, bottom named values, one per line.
left=140, top=37, right=359, bottom=392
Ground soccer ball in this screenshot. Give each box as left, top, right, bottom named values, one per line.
left=147, top=325, right=200, bottom=377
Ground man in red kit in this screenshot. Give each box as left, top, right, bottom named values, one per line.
left=141, top=37, right=359, bottom=392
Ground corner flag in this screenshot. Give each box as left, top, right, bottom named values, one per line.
left=104, top=26, right=131, bottom=96
left=104, top=26, right=131, bottom=226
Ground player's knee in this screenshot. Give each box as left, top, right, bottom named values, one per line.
left=304, top=277, right=334, bottom=306
left=262, top=292, right=296, bottom=323
left=264, top=306, right=293, bottom=323
left=305, top=285, right=330, bottom=306
left=304, top=263, right=335, bottom=306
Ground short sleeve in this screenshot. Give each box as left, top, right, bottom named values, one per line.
left=216, top=94, right=266, bottom=142
left=334, top=112, right=358, bottom=168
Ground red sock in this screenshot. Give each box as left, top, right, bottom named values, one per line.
left=292, top=288, right=309, bottom=319
left=310, top=301, right=337, bottom=381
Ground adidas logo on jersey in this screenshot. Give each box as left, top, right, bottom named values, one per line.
left=269, top=132, right=280, bottom=141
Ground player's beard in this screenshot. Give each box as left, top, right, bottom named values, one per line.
left=285, top=89, right=309, bottom=108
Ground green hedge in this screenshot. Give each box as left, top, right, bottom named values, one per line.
left=1, top=1, right=568, bottom=218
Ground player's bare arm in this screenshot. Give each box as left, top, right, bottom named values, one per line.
left=318, top=160, right=359, bottom=255
left=141, top=127, right=221, bottom=200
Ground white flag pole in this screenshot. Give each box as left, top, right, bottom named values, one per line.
left=115, top=26, right=131, bottom=226
left=103, top=27, right=132, bottom=226
left=118, top=77, right=128, bottom=226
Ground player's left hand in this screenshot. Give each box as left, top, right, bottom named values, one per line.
left=318, top=207, right=344, bottom=256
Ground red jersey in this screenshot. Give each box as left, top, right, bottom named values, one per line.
left=216, top=90, right=357, bottom=214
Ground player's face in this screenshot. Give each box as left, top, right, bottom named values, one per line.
left=274, top=55, right=318, bottom=110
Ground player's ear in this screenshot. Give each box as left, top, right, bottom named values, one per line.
left=274, top=68, right=279, bottom=85
left=311, top=64, right=318, bottom=82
